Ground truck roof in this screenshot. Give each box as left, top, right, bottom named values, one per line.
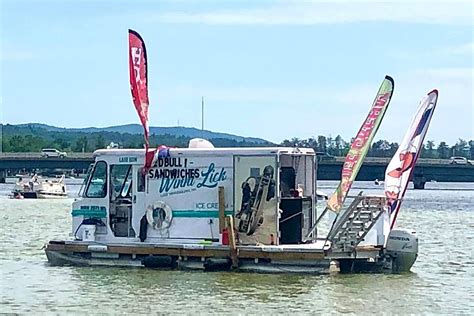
left=93, top=147, right=315, bottom=158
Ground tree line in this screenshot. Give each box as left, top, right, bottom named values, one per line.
left=280, top=136, right=474, bottom=159
left=0, top=125, right=270, bottom=153
left=1, top=125, right=472, bottom=159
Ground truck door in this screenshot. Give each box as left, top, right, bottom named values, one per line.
left=109, top=164, right=133, bottom=237
left=233, top=155, right=278, bottom=245
left=131, top=165, right=146, bottom=238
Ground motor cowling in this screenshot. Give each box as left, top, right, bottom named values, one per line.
left=386, top=229, right=419, bottom=273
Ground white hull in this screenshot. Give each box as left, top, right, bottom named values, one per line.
left=37, top=192, right=68, bottom=199
left=12, top=175, right=67, bottom=199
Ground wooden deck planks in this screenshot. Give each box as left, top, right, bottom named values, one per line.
left=46, top=240, right=326, bottom=261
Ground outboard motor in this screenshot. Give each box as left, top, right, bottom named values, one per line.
left=386, top=229, right=418, bottom=273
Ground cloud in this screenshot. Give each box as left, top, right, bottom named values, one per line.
left=154, top=1, right=473, bottom=26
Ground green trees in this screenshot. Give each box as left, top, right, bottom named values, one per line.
left=4, top=135, right=46, bottom=152
left=279, top=136, right=472, bottom=159
left=95, top=135, right=106, bottom=150
left=437, top=142, right=450, bottom=159
left=1, top=123, right=472, bottom=159
left=470, top=140, right=474, bottom=160
left=0, top=125, right=273, bottom=152
left=370, top=140, right=392, bottom=157
left=8, top=135, right=26, bottom=152
left=423, top=140, right=436, bottom=158
left=73, top=136, right=89, bottom=152
left=451, top=138, right=469, bottom=158
left=317, top=136, right=327, bottom=153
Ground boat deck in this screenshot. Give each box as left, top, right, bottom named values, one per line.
left=46, top=239, right=382, bottom=266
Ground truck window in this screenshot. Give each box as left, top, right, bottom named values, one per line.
left=110, top=165, right=132, bottom=199
left=85, top=161, right=107, bottom=198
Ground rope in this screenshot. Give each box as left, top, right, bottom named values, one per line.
left=279, top=211, right=303, bottom=224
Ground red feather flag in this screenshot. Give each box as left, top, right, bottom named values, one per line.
left=128, top=29, right=155, bottom=169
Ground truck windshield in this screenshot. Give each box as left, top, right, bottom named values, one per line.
left=78, top=164, right=93, bottom=197
left=85, top=161, right=107, bottom=198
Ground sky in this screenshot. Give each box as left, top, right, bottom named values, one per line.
left=1, top=0, right=473, bottom=144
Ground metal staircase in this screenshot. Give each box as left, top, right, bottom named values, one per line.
left=328, top=195, right=386, bottom=252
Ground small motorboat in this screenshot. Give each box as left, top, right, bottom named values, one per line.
left=11, top=175, right=67, bottom=199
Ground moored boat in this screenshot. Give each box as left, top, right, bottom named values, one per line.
left=45, top=144, right=417, bottom=273
left=12, top=175, right=67, bottom=199
left=44, top=30, right=434, bottom=275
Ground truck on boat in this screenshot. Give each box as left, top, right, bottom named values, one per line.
left=45, top=31, right=435, bottom=274
left=45, top=142, right=418, bottom=273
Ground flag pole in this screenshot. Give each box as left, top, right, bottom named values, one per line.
left=201, top=96, right=204, bottom=131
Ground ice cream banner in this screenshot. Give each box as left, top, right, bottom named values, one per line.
left=327, top=76, right=394, bottom=213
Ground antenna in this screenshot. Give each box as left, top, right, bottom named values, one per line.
left=201, top=96, right=204, bottom=131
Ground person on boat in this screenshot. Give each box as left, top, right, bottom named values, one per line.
left=28, top=179, right=34, bottom=191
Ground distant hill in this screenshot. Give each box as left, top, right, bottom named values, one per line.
left=13, top=123, right=270, bottom=144
left=1, top=123, right=274, bottom=153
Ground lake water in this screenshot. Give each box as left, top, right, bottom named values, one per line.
left=1, top=179, right=473, bottom=314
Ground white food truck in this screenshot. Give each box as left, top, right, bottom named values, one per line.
left=73, top=144, right=317, bottom=247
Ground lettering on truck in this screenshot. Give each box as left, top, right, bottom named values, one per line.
left=119, top=157, right=138, bottom=163
left=388, top=236, right=410, bottom=241
left=147, top=158, right=228, bottom=195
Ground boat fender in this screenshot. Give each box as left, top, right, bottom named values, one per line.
left=142, top=255, right=176, bottom=268
left=87, top=245, right=108, bottom=252
left=203, top=258, right=232, bottom=271
left=146, top=201, right=173, bottom=230
left=139, top=214, right=148, bottom=242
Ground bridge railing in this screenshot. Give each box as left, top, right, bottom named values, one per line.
left=0, top=152, right=94, bottom=159
left=333, top=156, right=449, bottom=165
left=0, top=152, right=453, bottom=164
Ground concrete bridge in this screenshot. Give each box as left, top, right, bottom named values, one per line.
left=1, top=153, right=473, bottom=189
left=318, top=157, right=474, bottom=189
left=0, top=153, right=92, bottom=182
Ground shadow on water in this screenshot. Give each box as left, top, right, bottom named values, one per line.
left=70, top=267, right=317, bottom=300
left=65, top=266, right=433, bottom=313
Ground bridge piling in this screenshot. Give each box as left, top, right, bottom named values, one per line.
left=0, top=169, right=6, bottom=184
left=413, top=175, right=426, bottom=190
